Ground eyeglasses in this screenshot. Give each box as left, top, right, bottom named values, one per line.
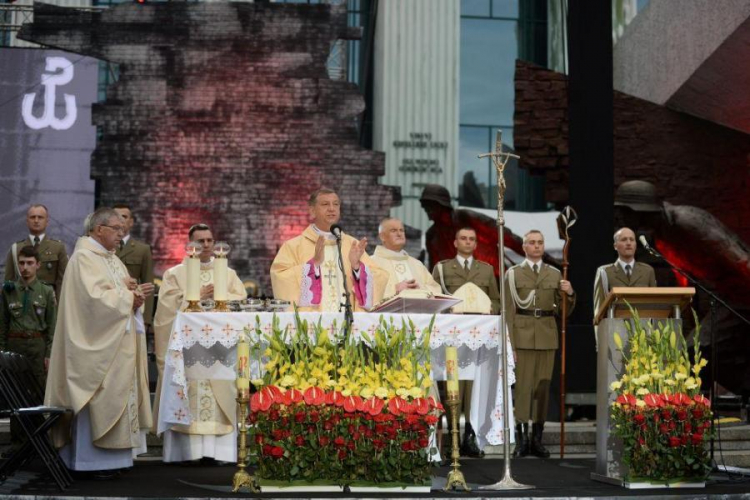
left=100, top=224, right=125, bottom=234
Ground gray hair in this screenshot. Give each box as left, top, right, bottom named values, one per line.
left=82, top=213, right=93, bottom=235
left=378, top=217, right=402, bottom=234
left=613, top=227, right=634, bottom=244
left=88, top=207, right=121, bottom=233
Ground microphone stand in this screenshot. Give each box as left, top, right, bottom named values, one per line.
left=642, top=242, right=750, bottom=464
left=334, top=234, right=354, bottom=343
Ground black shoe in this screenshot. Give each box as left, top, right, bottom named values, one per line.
left=513, top=423, right=529, bottom=458
left=530, top=423, right=550, bottom=458
left=459, top=433, right=485, bottom=458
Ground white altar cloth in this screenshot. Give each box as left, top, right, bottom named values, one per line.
left=158, top=312, right=515, bottom=448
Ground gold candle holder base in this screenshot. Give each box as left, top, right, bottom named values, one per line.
left=214, top=300, right=230, bottom=312
left=443, top=393, right=470, bottom=492
left=185, top=300, right=202, bottom=312
left=233, top=392, right=259, bottom=493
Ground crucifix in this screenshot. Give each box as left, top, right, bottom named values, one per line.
left=477, top=130, right=531, bottom=491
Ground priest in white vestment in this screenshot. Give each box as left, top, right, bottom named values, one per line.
left=371, top=217, right=441, bottom=298
left=153, top=224, right=247, bottom=463
left=270, top=188, right=387, bottom=311
left=45, top=208, right=152, bottom=474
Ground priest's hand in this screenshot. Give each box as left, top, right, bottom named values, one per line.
left=395, top=279, right=419, bottom=292
left=133, top=291, right=145, bottom=311
left=200, top=284, right=214, bottom=300
left=138, top=282, right=155, bottom=297
left=348, top=237, right=367, bottom=271
left=124, top=277, right=138, bottom=291
left=313, top=236, right=326, bottom=267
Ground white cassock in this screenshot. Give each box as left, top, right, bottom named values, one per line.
left=153, top=257, right=247, bottom=462
left=46, top=237, right=151, bottom=471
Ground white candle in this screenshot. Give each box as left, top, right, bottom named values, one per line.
left=186, top=257, right=200, bottom=301
left=214, top=257, right=228, bottom=301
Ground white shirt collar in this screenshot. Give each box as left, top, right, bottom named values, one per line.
left=524, top=258, right=542, bottom=270
left=617, top=258, right=636, bottom=271
left=312, top=224, right=336, bottom=241
left=456, top=255, right=473, bottom=268
left=122, top=234, right=131, bottom=246
left=29, top=233, right=45, bottom=244
left=87, top=236, right=109, bottom=253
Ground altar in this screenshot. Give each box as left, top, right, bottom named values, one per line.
left=157, top=312, right=515, bottom=448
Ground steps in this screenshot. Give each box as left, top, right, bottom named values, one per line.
left=483, top=421, right=750, bottom=466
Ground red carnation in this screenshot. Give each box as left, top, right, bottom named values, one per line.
left=294, top=412, right=305, bottom=423
left=323, top=420, right=334, bottom=431
left=661, top=409, right=672, bottom=420
left=691, top=408, right=704, bottom=419
left=633, top=413, right=646, bottom=425
left=676, top=410, right=688, bottom=421
left=668, top=436, right=681, bottom=447
left=270, top=446, right=284, bottom=458
left=346, top=440, right=355, bottom=450
left=334, top=436, right=346, bottom=447
left=684, top=423, right=692, bottom=433
left=338, top=449, right=347, bottom=460
left=309, top=410, right=320, bottom=423
left=255, top=434, right=264, bottom=444
left=373, top=438, right=386, bottom=450
left=319, top=436, right=330, bottom=447
left=418, top=437, right=429, bottom=448
left=295, top=435, right=305, bottom=446
left=659, top=423, right=669, bottom=434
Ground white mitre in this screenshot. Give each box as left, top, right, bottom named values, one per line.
left=450, top=282, right=492, bottom=314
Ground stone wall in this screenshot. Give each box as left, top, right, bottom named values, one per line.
left=19, top=2, right=398, bottom=294
left=514, top=60, right=750, bottom=244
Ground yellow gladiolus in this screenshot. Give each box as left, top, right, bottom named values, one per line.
left=613, top=332, right=623, bottom=351
left=609, top=381, right=622, bottom=391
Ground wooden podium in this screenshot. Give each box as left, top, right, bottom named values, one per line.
left=591, top=287, right=695, bottom=485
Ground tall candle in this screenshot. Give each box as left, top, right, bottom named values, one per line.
left=186, top=256, right=200, bottom=301
left=237, top=335, right=250, bottom=390
left=446, top=346, right=459, bottom=395
left=214, top=257, right=228, bottom=301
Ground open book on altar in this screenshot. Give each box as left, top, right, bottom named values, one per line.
left=370, top=289, right=462, bottom=314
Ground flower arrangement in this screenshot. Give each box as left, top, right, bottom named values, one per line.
left=609, top=308, right=712, bottom=483
left=247, top=314, right=443, bottom=486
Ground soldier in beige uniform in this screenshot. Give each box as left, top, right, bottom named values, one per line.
left=114, top=205, right=155, bottom=326
left=433, top=227, right=501, bottom=457
left=593, top=227, right=656, bottom=324
left=505, top=229, right=575, bottom=458
left=4, top=205, right=68, bottom=297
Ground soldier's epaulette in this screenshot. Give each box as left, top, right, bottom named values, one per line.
left=546, top=264, right=562, bottom=274
left=47, top=238, right=62, bottom=243
left=476, top=260, right=493, bottom=269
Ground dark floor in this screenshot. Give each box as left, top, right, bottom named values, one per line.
left=3, top=457, right=750, bottom=498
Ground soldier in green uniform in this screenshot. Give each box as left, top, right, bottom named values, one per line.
left=593, top=227, right=656, bottom=328
left=0, top=245, right=57, bottom=389
left=432, top=227, right=501, bottom=457
left=4, top=204, right=69, bottom=297
left=505, top=229, right=575, bottom=458
left=113, top=204, right=155, bottom=326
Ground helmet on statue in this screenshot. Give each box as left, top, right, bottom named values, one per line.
left=419, top=184, right=452, bottom=209
left=614, top=180, right=661, bottom=212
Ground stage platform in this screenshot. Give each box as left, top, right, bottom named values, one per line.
left=2, top=455, right=750, bottom=499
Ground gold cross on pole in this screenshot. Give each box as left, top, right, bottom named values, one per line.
left=477, top=130, right=520, bottom=226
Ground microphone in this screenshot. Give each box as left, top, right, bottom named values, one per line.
left=330, top=224, right=343, bottom=240
left=638, top=235, right=651, bottom=250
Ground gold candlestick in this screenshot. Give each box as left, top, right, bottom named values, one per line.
left=214, top=300, right=230, bottom=312
left=232, top=391, right=259, bottom=493
left=443, top=392, right=470, bottom=492
left=185, top=300, right=202, bottom=312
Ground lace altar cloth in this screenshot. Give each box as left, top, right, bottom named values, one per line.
left=158, top=312, right=515, bottom=447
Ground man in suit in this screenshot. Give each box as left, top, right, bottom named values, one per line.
left=505, top=229, right=575, bottom=458
left=113, top=204, right=155, bottom=327
left=432, top=227, right=501, bottom=457
left=4, top=205, right=68, bottom=298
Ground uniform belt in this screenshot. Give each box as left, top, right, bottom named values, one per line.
left=516, top=308, right=554, bottom=318
left=7, top=331, right=43, bottom=339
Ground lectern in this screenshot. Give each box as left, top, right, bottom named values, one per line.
left=591, top=287, right=695, bottom=485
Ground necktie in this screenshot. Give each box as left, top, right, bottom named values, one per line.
left=463, top=260, right=470, bottom=272
left=33, top=236, right=40, bottom=248
left=532, top=263, right=539, bottom=274
left=625, top=264, right=632, bottom=278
